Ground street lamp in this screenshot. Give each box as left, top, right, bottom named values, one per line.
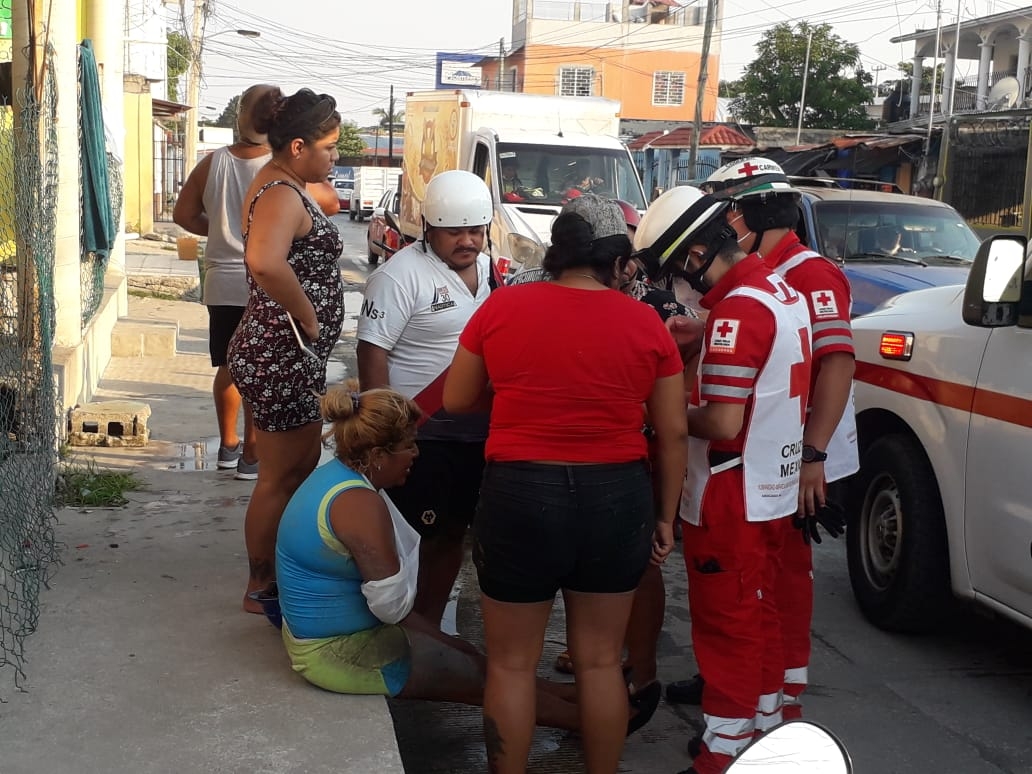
left=183, top=27, right=261, bottom=177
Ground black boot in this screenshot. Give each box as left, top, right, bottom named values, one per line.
left=665, top=673, right=705, bottom=705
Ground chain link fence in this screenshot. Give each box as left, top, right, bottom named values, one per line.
left=0, top=43, right=61, bottom=689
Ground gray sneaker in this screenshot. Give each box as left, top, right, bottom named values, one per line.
left=235, top=458, right=259, bottom=480
left=217, top=442, right=242, bottom=469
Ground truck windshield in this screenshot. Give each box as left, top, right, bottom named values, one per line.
left=496, top=142, right=646, bottom=209
left=813, top=201, right=981, bottom=263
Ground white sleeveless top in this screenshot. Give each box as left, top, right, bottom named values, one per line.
left=201, top=146, right=270, bottom=307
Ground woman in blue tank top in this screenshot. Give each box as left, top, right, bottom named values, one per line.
left=275, top=381, right=596, bottom=730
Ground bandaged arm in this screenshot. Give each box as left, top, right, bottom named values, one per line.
left=360, top=491, right=421, bottom=624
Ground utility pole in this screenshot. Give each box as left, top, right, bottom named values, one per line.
left=948, top=0, right=963, bottom=116
left=926, top=0, right=942, bottom=154
left=795, top=28, right=814, bottom=146
left=183, top=0, right=207, bottom=178
left=688, top=0, right=717, bottom=177
left=871, top=65, right=886, bottom=101
left=387, top=84, right=395, bottom=166
left=499, top=37, right=506, bottom=91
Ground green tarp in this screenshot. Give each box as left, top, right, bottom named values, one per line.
left=79, top=39, right=115, bottom=259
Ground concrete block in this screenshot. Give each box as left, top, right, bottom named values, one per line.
left=68, top=400, right=151, bottom=447
left=110, top=319, right=178, bottom=357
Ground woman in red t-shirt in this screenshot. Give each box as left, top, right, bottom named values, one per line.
left=444, top=194, right=688, bottom=774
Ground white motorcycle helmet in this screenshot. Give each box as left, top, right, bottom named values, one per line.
left=632, top=186, right=732, bottom=284
left=422, top=170, right=494, bottom=228
left=703, top=157, right=799, bottom=201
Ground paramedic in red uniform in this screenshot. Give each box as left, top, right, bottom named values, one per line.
left=703, top=158, right=858, bottom=722
left=633, top=186, right=814, bottom=774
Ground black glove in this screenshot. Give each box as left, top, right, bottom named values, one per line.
left=792, top=500, right=846, bottom=545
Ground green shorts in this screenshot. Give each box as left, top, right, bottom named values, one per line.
left=282, top=620, right=412, bottom=696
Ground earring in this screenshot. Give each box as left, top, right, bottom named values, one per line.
left=375, top=463, right=382, bottom=471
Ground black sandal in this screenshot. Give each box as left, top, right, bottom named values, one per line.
left=626, top=680, right=662, bottom=736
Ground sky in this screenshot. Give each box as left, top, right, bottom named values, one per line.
left=193, top=0, right=1012, bottom=125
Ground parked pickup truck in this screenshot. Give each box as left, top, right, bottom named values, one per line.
left=793, top=182, right=982, bottom=316
left=846, top=233, right=1032, bottom=633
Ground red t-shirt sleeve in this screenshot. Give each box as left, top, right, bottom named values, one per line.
left=458, top=294, right=492, bottom=357
left=786, top=261, right=854, bottom=359
left=698, top=297, right=775, bottom=405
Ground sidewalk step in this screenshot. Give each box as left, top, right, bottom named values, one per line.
left=110, top=318, right=179, bottom=358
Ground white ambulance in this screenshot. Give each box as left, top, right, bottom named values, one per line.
left=847, top=234, right=1032, bottom=633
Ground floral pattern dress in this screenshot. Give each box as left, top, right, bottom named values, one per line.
left=227, top=180, right=344, bottom=432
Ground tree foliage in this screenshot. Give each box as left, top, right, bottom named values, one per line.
left=881, top=61, right=961, bottom=96
left=166, top=31, right=192, bottom=103
left=372, top=106, right=405, bottom=130
left=337, top=121, right=367, bottom=157
left=729, top=22, right=874, bottom=130
left=213, top=95, right=241, bottom=129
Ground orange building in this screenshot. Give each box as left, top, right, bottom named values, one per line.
left=478, top=0, right=722, bottom=123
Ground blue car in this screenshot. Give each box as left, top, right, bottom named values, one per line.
left=794, top=185, right=981, bottom=316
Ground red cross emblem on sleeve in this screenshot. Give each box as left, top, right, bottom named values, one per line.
left=710, top=318, right=740, bottom=354
left=811, top=289, right=839, bottom=318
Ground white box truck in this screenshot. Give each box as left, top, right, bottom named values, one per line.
left=349, top=166, right=400, bottom=222
left=400, top=89, right=647, bottom=275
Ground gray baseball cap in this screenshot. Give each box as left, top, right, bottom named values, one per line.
left=561, top=194, right=627, bottom=241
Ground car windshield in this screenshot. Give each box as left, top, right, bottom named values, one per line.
left=812, top=200, right=981, bottom=264
left=496, top=142, right=646, bottom=209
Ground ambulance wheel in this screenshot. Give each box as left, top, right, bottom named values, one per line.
left=846, top=433, right=953, bottom=633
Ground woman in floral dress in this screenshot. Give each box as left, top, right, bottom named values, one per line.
left=227, top=89, right=344, bottom=613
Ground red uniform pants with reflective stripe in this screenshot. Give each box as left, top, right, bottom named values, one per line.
left=775, top=527, right=813, bottom=720
left=682, top=469, right=787, bottom=774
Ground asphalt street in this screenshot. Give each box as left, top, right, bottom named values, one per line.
left=331, top=213, right=1032, bottom=774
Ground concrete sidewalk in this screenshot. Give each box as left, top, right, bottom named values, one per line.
left=0, top=257, right=400, bottom=772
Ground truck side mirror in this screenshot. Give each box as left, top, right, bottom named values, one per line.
left=962, top=235, right=1025, bottom=327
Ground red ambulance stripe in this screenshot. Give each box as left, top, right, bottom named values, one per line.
left=854, top=361, right=1032, bottom=429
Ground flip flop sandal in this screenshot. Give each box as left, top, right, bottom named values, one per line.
left=626, top=680, right=662, bottom=736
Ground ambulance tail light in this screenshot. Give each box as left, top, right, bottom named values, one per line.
left=879, top=331, right=914, bottom=361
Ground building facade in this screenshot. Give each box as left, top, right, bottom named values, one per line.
left=893, top=5, right=1032, bottom=118
left=478, top=0, right=722, bottom=123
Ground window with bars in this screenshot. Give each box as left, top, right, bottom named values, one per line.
left=653, top=71, right=686, bottom=106
left=559, top=66, right=595, bottom=97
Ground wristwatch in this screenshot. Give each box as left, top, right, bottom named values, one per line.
left=801, top=445, right=828, bottom=463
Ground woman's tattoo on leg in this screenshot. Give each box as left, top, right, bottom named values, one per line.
left=484, top=715, right=504, bottom=772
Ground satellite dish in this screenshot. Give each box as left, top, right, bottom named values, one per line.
left=987, top=76, right=1020, bottom=110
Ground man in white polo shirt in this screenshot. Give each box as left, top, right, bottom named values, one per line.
left=357, top=170, right=495, bottom=627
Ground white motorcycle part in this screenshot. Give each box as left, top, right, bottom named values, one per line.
left=725, top=720, right=852, bottom=773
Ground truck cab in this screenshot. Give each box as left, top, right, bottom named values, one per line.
left=847, top=234, right=1032, bottom=633
left=472, top=132, right=647, bottom=272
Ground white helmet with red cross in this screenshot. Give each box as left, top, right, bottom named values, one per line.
left=702, top=157, right=798, bottom=201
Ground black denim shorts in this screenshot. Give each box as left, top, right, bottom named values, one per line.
left=386, top=440, right=486, bottom=541
left=472, top=460, right=654, bottom=603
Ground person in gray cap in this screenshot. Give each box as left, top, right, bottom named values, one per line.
left=442, top=193, right=687, bottom=773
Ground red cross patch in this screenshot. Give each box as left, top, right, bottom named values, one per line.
left=710, top=318, right=740, bottom=354
left=811, top=290, right=839, bottom=318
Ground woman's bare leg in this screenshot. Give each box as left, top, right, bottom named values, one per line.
left=213, top=366, right=241, bottom=449
left=241, top=400, right=258, bottom=466
left=479, top=594, right=556, bottom=774
left=624, top=563, right=665, bottom=689
left=397, top=625, right=579, bottom=732
left=564, top=588, right=637, bottom=774
left=242, top=421, right=322, bottom=612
